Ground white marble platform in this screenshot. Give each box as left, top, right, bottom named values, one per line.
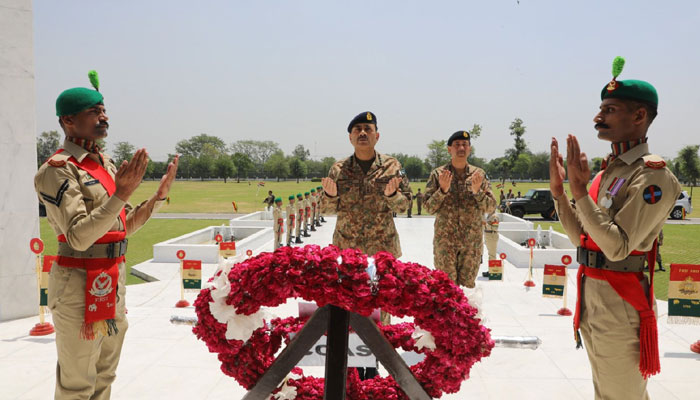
left=1, top=216, right=698, bottom=399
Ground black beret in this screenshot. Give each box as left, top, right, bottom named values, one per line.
left=347, top=111, right=377, bottom=133
left=447, top=130, right=471, bottom=146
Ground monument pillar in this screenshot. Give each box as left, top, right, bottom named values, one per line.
left=0, top=0, right=40, bottom=321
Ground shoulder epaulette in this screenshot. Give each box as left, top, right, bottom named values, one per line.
left=45, top=152, right=70, bottom=168
left=642, top=154, right=666, bottom=169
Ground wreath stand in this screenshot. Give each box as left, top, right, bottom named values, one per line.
left=241, top=305, right=431, bottom=400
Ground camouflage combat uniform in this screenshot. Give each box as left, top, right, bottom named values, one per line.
left=322, top=153, right=410, bottom=257
left=423, top=163, right=497, bottom=287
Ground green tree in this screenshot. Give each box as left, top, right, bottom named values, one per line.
left=677, top=145, right=700, bottom=197
left=36, top=130, right=61, bottom=167
left=590, top=157, right=604, bottom=175
left=176, top=134, right=226, bottom=158
left=292, top=145, right=310, bottom=161
left=231, top=152, right=254, bottom=182
left=113, top=141, right=135, bottom=165
left=527, top=152, right=549, bottom=180
left=214, top=155, right=236, bottom=183
left=321, top=157, right=336, bottom=176
left=288, top=157, right=308, bottom=183
left=469, top=123, right=482, bottom=140
left=191, top=155, right=214, bottom=180
left=403, top=156, right=425, bottom=180
left=148, top=161, right=168, bottom=180
left=230, top=140, right=281, bottom=175
left=264, top=150, right=289, bottom=181
left=512, top=153, right=532, bottom=179
left=508, top=118, right=527, bottom=163
left=426, top=140, right=450, bottom=170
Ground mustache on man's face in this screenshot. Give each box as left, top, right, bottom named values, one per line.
left=96, top=122, right=109, bottom=129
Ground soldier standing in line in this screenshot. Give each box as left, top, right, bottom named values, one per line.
left=273, top=197, right=284, bottom=249
left=310, top=188, right=318, bottom=229
left=316, top=186, right=326, bottom=222
left=295, top=193, right=304, bottom=244
left=551, top=57, right=680, bottom=398
left=482, top=212, right=500, bottom=278
left=303, top=191, right=311, bottom=236
left=321, top=111, right=410, bottom=380
left=286, top=195, right=296, bottom=246
left=415, top=188, right=424, bottom=215
left=423, top=130, right=497, bottom=288
left=35, top=72, right=179, bottom=399
left=405, top=186, right=413, bottom=218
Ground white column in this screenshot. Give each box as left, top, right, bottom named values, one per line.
left=0, top=0, right=39, bottom=321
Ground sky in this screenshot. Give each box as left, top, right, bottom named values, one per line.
left=33, top=0, right=700, bottom=162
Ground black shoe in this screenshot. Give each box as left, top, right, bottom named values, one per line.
left=295, top=237, right=303, bottom=244
left=408, top=215, right=412, bottom=218
left=656, top=267, right=666, bottom=272
left=310, top=226, right=316, bottom=232
left=303, top=231, right=311, bottom=237
left=321, top=217, right=326, bottom=222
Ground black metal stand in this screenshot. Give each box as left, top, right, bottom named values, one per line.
left=241, top=305, right=431, bottom=400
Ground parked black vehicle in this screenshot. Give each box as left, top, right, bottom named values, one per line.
left=500, top=188, right=558, bottom=220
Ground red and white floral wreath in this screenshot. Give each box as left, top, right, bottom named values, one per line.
left=193, top=245, right=493, bottom=399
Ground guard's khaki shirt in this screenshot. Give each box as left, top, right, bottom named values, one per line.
left=322, top=152, right=410, bottom=257
left=555, top=143, right=680, bottom=260
left=34, top=139, right=164, bottom=251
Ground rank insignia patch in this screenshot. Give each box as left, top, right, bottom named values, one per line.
left=40, top=179, right=69, bottom=207
left=643, top=185, right=662, bottom=204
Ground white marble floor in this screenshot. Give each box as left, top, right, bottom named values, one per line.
left=1, top=216, right=698, bottom=399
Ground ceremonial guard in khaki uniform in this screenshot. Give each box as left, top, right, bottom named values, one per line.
left=303, top=192, right=311, bottom=236
left=423, top=131, right=497, bottom=288
left=310, top=188, right=318, bottom=229
left=295, top=193, right=304, bottom=243
left=484, top=212, right=500, bottom=261
left=321, top=111, right=410, bottom=380
left=273, top=197, right=283, bottom=249
left=34, top=72, right=178, bottom=399
left=285, top=195, right=296, bottom=246
left=415, top=188, right=424, bottom=215
left=551, top=57, right=680, bottom=399
left=316, top=186, right=326, bottom=222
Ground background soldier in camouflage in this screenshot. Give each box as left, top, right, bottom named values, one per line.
left=321, top=111, right=410, bottom=380
left=273, top=197, right=283, bottom=249
left=286, top=195, right=296, bottom=246
left=295, top=193, right=304, bottom=244
left=424, top=131, right=497, bottom=288
left=415, top=188, right=424, bottom=215
left=405, top=186, right=413, bottom=218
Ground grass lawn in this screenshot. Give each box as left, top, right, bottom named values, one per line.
left=130, top=180, right=697, bottom=218
left=534, top=222, right=699, bottom=300
left=40, top=218, right=229, bottom=285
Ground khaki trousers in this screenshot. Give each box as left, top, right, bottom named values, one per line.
left=484, top=231, right=499, bottom=260
left=49, top=261, right=129, bottom=400
left=579, top=276, right=655, bottom=400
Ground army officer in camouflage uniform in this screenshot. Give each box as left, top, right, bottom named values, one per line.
left=423, top=131, right=497, bottom=288
left=321, top=111, right=410, bottom=379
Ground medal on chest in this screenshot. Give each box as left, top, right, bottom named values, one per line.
left=600, top=177, right=626, bottom=209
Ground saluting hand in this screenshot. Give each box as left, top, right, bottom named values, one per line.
left=471, top=171, right=484, bottom=194
left=115, top=148, right=149, bottom=202
left=549, top=137, right=566, bottom=198
left=384, top=176, right=402, bottom=197
left=438, top=169, right=452, bottom=193
left=156, top=154, right=179, bottom=199
left=566, top=134, right=591, bottom=200
left=321, top=177, right=337, bottom=197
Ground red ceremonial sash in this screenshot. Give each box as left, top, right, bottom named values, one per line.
left=573, top=171, right=660, bottom=378
left=278, top=218, right=284, bottom=234
left=52, top=149, right=126, bottom=339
